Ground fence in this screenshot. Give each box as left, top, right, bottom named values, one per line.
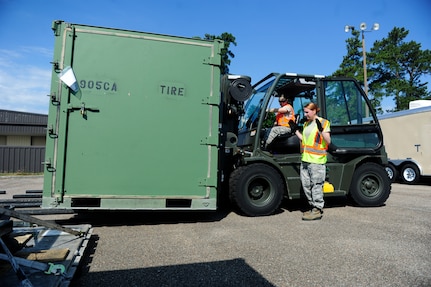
left=0, top=146, right=45, bottom=173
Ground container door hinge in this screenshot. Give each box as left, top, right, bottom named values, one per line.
left=50, top=61, right=60, bottom=73
left=42, top=158, right=56, bottom=172
left=46, top=125, right=58, bottom=139
left=198, top=177, right=217, bottom=187
left=51, top=20, right=63, bottom=36
left=202, top=56, right=220, bottom=66
left=200, top=135, right=218, bottom=146
left=48, top=92, right=60, bottom=105
left=201, top=95, right=219, bottom=106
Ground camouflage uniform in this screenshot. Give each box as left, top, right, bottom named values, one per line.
left=300, top=162, right=325, bottom=210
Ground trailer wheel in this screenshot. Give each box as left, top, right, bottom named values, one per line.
left=385, top=163, right=398, bottom=183
left=400, top=163, right=420, bottom=184
left=349, top=162, right=391, bottom=207
left=229, top=163, right=284, bottom=216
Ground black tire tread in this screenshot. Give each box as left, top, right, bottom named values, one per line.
left=229, top=163, right=284, bottom=216
left=349, top=162, right=391, bottom=207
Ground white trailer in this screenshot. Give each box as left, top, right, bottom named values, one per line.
left=378, top=101, right=431, bottom=184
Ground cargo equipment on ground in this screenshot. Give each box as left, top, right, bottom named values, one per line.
left=0, top=207, right=92, bottom=287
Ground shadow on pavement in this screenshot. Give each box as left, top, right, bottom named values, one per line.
left=56, top=206, right=232, bottom=227
left=71, top=255, right=276, bottom=287
left=55, top=196, right=353, bottom=227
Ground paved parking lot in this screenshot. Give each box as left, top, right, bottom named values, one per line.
left=1, top=176, right=431, bottom=287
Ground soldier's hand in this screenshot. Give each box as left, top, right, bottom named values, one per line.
left=316, top=118, right=323, bottom=132
left=288, top=120, right=298, bottom=132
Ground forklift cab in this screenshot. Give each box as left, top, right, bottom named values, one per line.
left=237, top=73, right=384, bottom=156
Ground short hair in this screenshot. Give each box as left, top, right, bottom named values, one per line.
left=279, top=94, right=290, bottom=103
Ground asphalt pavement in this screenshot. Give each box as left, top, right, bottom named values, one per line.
left=1, top=176, right=430, bottom=287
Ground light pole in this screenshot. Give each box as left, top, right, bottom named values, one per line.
left=344, top=22, right=380, bottom=97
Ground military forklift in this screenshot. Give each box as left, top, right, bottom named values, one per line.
left=225, top=73, right=391, bottom=216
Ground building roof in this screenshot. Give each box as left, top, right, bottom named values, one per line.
left=0, top=110, right=48, bottom=136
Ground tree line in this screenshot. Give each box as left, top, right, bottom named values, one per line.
left=206, top=27, right=431, bottom=113
left=334, top=27, right=431, bottom=113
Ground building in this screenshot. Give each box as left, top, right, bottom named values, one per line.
left=0, top=110, right=47, bottom=173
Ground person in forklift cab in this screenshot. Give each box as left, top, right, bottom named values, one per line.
left=292, top=102, right=331, bottom=221
left=265, top=94, right=295, bottom=149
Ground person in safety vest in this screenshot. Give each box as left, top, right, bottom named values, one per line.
left=293, top=102, right=331, bottom=221
left=265, top=94, right=295, bottom=149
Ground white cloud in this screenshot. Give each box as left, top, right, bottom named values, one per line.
left=0, top=47, right=52, bottom=114
left=19, top=46, right=53, bottom=58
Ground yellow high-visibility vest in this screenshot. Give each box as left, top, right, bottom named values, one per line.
left=301, top=118, right=330, bottom=164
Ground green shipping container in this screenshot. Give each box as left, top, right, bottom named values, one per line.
left=43, top=21, right=223, bottom=210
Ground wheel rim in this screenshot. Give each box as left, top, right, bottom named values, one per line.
left=403, top=168, right=416, bottom=182
left=359, top=174, right=381, bottom=197
left=385, top=167, right=394, bottom=179
left=247, top=177, right=274, bottom=206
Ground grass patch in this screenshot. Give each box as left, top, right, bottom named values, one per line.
left=0, top=172, right=43, bottom=176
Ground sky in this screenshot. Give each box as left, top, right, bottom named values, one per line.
left=0, top=0, right=430, bottom=115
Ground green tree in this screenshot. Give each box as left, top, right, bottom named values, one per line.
left=203, top=33, right=236, bottom=74
left=333, top=29, right=363, bottom=79
left=335, top=27, right=431, bottom=113
left=369, top=27, right=431, bottom=111
left=333, top=29, right=383, bottom=113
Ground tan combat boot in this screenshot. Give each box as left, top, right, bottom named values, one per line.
left=302, top=208, right=323, bottom=221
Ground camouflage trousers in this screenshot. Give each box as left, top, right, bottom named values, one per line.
left=300, top=162, right=325, bottom=210
left=265, top=126, right=291, bottom=146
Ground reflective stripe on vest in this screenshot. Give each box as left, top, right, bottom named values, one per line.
left=301, top=118, right=329, bottom=164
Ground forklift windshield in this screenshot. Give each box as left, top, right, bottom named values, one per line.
left=239, top=78, right=274, bottom=130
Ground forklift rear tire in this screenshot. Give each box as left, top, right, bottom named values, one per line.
left=229, top=163, right=284, bottom=216
left=349, top=162, right=391, bottom=207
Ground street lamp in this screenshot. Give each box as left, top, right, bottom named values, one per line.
left=344, top=22, right=379, bottom=97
